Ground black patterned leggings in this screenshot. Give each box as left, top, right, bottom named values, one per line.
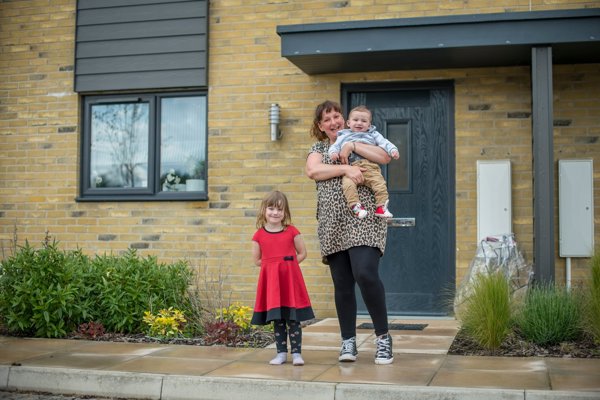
left=273, top=319, right=302, bottom=354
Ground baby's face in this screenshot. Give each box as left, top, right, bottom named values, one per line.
left=347, top=110, right=371, bottom=132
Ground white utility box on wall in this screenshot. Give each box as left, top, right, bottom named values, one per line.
left=477, top=160, right=512, bottom=242
left=559, top=159, right=594, bottom=257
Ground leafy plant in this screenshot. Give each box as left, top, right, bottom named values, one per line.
left=514, top=283, right=582, bottom=346
left=190, top=160, right=205, bottom=179
left=203, top=320, right=242, bottom=345
left=90, top=249, right=192, bottom=333
left=77, top=321, right=106, bottom=339
left=457, top=270, right=512, bottom=350
left=581, top=251, right=600, bottom=343
left=143, top=307, right=187, bottom=339
left=0, top=239, right=93, bottom=338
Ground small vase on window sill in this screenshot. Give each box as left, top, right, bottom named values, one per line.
left=186, top=179, right=204, bottom=191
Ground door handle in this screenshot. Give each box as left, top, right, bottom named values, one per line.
left=387, top=217, right=415, bottom=227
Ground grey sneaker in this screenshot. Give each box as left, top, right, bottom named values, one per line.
left=374, top=333, right=394, bottom=365
left=338, top=337, right=358, bottom=361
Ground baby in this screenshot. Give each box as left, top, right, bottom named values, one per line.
left=328, top=105, right=399, bottom=219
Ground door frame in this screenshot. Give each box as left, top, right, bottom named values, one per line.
left=341, top=80, right=456, bottom=316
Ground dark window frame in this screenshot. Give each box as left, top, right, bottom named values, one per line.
left=78, top=90, right=208, bottom=202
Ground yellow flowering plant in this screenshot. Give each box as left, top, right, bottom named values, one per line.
left=219, top=303, right=253, bottom=331
left=143, top=307, right=187, bottom=339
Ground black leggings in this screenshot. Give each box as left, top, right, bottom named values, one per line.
left=273, top=319, right=302, bottom=354
left=327, top=246, right=389, bottom=339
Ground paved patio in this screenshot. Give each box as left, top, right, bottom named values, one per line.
left=1, top=318, right=599, bottom=399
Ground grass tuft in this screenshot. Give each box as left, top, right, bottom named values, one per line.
left=581, top=251, right=600, bottom=343
left=457, top=270, right=512, bottom=350
left=514, top=283, right=581, bottom=346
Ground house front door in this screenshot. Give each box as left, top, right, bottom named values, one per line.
left=344, top=81, right=455, bottom=316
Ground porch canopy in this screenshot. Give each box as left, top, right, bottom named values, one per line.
left=277, top=8, right=600, bottom=74
left=277, top=8, right=600, bottom=283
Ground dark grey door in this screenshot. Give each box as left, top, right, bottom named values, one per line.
left=344, top=82, right=455, bottom=316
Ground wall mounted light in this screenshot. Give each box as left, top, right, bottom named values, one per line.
left=269, top=103, right=281, bottom=141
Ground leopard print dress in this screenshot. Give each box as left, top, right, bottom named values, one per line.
left=309, top=141, right=387, bottom=263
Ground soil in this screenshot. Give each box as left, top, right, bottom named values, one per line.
left=0, top=326, right=275, bottom=349
left=448, top=329, right=600, bottom=358
left=64, top=330, right=275, bottom=348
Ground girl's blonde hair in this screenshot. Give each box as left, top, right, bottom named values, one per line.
left=256, top=190, right=292, bottom=229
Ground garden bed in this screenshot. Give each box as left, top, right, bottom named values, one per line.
left=448, top=329, right=600, bottom=358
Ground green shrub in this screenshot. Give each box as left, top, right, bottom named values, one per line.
left=90, top=249, right=192, bottom=333
left=515, top=283, right=581, bottom=346
left=581, top=251, right=600, bottom=343
left=0, top=241, right=193, bottom=338
left=457, top=270, right=512, bottom=350
left=0, top=240, right=92, bottom=337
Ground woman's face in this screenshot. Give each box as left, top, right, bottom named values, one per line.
left=318, top=109, right=345, bottom=143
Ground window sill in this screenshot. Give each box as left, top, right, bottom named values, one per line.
left=76, top=193, right=209, bottom=202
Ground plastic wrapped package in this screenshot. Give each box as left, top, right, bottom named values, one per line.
left=454, top=234, right=533, bottom=313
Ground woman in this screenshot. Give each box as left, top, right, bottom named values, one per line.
left=305, top=100, right=394, bottom=365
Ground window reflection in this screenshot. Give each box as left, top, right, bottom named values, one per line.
left=160, top=96, right=207, bottom=192
left=90, top=103, right=149, bottom=188
left=387, top=122, right=410, bottom=192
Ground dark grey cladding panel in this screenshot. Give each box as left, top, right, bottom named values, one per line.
left=76, top=69, right=206, bottom=92
left=78, top=0, right=184, bottom=8
left=75, top=0, right=208, bottom=92
left=77, top=36, right=205, bottom=58
left=77, top=2, right=205, bottom=24
left=77, top=52, right=206, bottom=75
left=76, top=19, right=207, bottom=41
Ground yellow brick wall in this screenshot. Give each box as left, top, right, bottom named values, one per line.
left=1, top=0, right=599, bottom=318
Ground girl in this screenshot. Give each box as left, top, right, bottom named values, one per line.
left=250, top=191, right=315, bottom=366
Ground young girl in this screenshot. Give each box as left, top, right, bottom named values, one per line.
left=250, top=191, right=315, bottom=366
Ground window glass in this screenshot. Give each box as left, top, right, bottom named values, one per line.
left=387, top=121, right=411, bottom=192
left=160, top=96, right=206, bottom=192
left=90, top=103, right=149, bottom=189
left=81, top=91, right=207, bottom=200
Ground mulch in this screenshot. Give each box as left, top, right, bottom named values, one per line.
left=448, top=329, right=600, bottom=358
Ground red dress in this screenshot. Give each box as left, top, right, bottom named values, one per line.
left=250, top=225, right=314, bottom=325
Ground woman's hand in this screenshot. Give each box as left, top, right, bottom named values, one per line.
left=344, top=164, right=365, bottom=185
left=354, top=142, right=391, bottom=164
left=306, top=152, right=358, bottom=182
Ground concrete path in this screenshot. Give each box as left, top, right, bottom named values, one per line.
left=1, top=318, right=599, bottom=400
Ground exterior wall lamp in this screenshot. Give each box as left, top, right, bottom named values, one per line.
left=269, top=103, right=281, bottom=141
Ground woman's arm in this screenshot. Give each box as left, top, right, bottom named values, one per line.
left=294, top=234, right=307, bottom=264
left=341, top=141, right=391, bottom=165
left=305, top=152, right=364, bottom=184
